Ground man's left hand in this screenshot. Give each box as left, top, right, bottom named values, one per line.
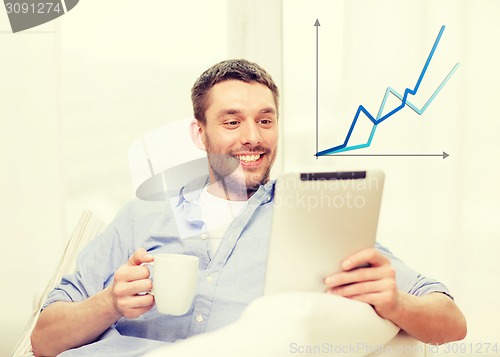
left=324, top=248, right=401, bottom=320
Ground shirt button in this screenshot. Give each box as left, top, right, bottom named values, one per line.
left=206, top=275, right=213, bottom=282
left=200, top=234, right=208, bottom=240
left=195, top=315, right=203, bottom=323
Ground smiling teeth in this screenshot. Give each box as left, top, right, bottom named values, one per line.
left=238, top=154, right=260, bottom=162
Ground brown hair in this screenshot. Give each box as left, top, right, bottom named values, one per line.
left=191, top=59, right=279, bottom=124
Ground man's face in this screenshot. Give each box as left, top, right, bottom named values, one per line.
left=199, top=79, right=278, bottom=196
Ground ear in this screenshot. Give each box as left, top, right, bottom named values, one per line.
left=190, top=119, right=206, bottom=151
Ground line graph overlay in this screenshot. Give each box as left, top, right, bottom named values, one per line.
left=316, top=25, right=459, bottom=157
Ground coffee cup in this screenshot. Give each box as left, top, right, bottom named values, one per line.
left=147, top=253, right=199, bottom=316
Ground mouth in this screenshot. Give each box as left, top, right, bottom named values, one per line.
left=234, top=153, right=264, bottom=166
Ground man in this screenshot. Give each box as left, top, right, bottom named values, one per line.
left=31, top=59, right=466, bottom=356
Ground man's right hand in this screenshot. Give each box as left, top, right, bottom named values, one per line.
left=32, top=248, right=156, bottom=356
left=111, top=248, right=155, bottom=319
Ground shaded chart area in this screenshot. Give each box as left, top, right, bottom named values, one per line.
left=316, top=25, right=459, bottom=157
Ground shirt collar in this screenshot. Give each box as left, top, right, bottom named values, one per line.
left=149, top=176, right=276, bottom=236
left=181, top=177, right=275, bottom=224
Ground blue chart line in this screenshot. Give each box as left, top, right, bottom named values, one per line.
left=316, top=25, right=459, bottom=156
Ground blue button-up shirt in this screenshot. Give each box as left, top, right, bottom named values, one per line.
left=44, top=176, right=450, bottom=356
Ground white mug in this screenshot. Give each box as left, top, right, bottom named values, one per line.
left=149, top=253, right=199, bottom=316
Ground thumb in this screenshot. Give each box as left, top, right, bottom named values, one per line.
left=127, top=248, right=154, bottom=266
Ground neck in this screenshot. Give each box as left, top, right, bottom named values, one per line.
left=206, top=179, right=251, bottom=201
left=207, top=165, right=267, bottom=200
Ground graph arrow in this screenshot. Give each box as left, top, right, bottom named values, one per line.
left=315, top=19, right=320, bottom=158
left=319, top=151, right=450, bottom=159
left=315, top=25, right=459, bottom=157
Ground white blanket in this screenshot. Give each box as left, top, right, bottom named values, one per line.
left=143, top=292, right=400, bottom=357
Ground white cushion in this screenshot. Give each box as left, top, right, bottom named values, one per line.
left=144, top=292, right=400, bottom=357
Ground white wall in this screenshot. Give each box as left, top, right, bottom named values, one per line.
left=1, top=0, right=229, bottom=355
left=0, top=13, right=66, bottom=356
left=60, top=0, right=230, bottom=233
left=282, top=0, right=500, bottom=348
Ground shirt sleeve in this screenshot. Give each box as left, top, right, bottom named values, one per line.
left=375, top=242, right=453, bottom=299
left=43, top=203, right=135, bottom=309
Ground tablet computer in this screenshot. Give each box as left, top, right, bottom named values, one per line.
left=263, top=170, right=385, bottom=295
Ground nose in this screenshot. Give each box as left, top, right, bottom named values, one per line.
left=240, top=121, right=262, bottom=147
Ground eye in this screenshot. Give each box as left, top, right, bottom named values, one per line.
left=259, top=118, right=274, bottom=126
left=224, top=120, right=240, bottom=127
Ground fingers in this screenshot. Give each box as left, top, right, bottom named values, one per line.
left=113, top=271, right=153, bottom=296
left=114, top=264, right=151, bottom=283
left=341, top=247, right=388, bottom=271
left=323, top=248, right=400, bottom=319
left=323, top=248, right=387, bottom=289
left=114, top=294, right=155, bottom=319
left=127, top=248, right=154, bottom=267
left=326, top=274, right=396, bottom=297
left=325, top=269, right=399, bottom=319
left=113, top=278, right=154, bottom=319
left=112, top=249, right=155, bottom=319
left=324, top=263, right=395, bottom=289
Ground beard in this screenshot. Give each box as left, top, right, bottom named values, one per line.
left=204, top=135, right=276, bottom=197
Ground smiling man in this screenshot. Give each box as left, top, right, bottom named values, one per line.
left=191, top=76, right=279, bottom=200
left=31, top=59, right=465, bottom=357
